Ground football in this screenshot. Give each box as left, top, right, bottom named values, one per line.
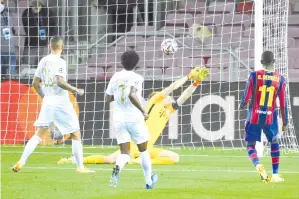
left=161, top=38, right=178, bottom=55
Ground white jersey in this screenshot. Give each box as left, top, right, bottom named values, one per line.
left=106, top=69, right=144, bottom=123
left=34, top=54, right=70, bottom=105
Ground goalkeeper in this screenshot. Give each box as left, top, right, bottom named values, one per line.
left=57, top=66, right=210, bottom=165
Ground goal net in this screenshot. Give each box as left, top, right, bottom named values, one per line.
left=1, top=0, right=298, bottom=153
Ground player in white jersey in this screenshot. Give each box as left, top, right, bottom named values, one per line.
left=105, top=51, right=158, bottom=189
left=12, top=36, right=94, bottom=173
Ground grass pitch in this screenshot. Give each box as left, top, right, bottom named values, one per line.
left=1, top=146, right=299, bottom=199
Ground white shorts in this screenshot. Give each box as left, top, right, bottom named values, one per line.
left=114, top=121, right=149, bottom=145
left=34, top=103, right=80, bottom=135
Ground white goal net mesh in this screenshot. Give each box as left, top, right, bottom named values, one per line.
left=1, top=0, right=298, bottom=153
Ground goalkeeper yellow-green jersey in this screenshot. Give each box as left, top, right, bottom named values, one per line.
left=130, top=92, right=176, bottom=157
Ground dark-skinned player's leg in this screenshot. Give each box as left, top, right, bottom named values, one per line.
left=110, top=142, right=131, bottom=187
left=137, top=141, right=158, bottom=189
left=264, top=121, right=284, bottom=182
left=245, top=122, right=270, bottom=183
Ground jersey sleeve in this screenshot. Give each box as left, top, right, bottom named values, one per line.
left=240, top=72, right=253, bottom=108
left=34, top=59, right=44, bottom=78
left=278, top=76, right=288, bottom=125
left=55, top=61, right=67, bottom=77
left=105, top=75, right=115, bottom=95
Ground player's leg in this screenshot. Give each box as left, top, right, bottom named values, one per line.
left=270, top=138, right=284, bottom=182
left=110, top=142, right=131, bottom=187
left=57, top=150, right=120, bottom=165
left=68, top=130, right=94, bottom=173
left=136, top=141, right=158, bottom=189
left=245, top=122, right=270, bottom=183
left=264, top=120, right=284, bottom=183
left=84, top=150, right=120, bottom=164
left=151, top=148, right=179, bottom=164
left=110, top=122, right=132, bottom=187
left=129, top=122, right=158, bottom=189
left=54, top=104, right=94, bottom=173
left=12, top=127, right=48, bottom=172
left=12, top=103, right=54, bottom=172
left=129, top=147, right=179, bottom=165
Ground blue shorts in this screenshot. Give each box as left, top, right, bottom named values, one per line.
left=244, top=120, right=279, bottom=142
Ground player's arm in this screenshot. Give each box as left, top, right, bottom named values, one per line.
left=105, top=76, right=114, bottom=103
left=176, top=67, right=210, bottom=106
left=161, top=76, right=189, bottom=97
left=278, top=76, right=288, bottom=131
left=56, top=76, right=84, bottom=95
left=32, top=76, right=45, bottom=98
left=32, top=60, right=45, bottom=98
left=160, top=66, right=207, bottom=96
left=239, top=73, right=253, bottom=109
left=105, top=95, right=114, bottom=103
left=56, top=64, right=84, bottom=96
left=129, top=86, right=148, bottom=119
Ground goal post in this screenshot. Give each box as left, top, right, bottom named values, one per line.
left=1, top=0, right=298, bottom=153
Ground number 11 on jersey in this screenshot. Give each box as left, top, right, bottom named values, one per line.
left=259, top=85, right=275, bottom=107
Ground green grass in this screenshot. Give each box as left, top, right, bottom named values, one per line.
left=1, top=146, right=299, bottom=199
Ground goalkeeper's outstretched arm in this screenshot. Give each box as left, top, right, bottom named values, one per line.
left=176, top=67, right=210, bottom=106
left=176, top=82, right=198, bottom=106
left=161, top=76, right=189, bottom=97
left=160, top=66, right=209, bottom=98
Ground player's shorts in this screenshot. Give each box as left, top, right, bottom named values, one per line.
left=244, top=120, right=279, bottom=142
left=114, top=121, right=149, bottom=145
left=34, top=102, right=80, bottom=135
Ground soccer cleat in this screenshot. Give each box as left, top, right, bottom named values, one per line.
left=57, top=157, right=73, bottom=165
left=256, top=164, right=270, bottom=183
left=271, top=174, right=284, bottom=183
left=76, top=167, right=95, bottom=173
left=12, top=162, right=24, bottom=172
left=110, top=165, right=120, bottom=187
left=145, top=173, right=159, bottom=189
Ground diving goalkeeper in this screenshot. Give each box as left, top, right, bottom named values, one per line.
left=57, top=67, right=210, bottom=165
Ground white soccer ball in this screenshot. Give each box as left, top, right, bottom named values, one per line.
left=161, top=38, right=178, bottom=55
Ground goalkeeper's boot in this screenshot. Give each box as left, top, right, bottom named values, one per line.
left=110, top=165, right=120, bottom=187
left=57, top=156, right=74, bottom=165
left=76, top=167, right=95, bottom=173
left=12, top=161, right=24, bottom=172
left=145, top=173, right=158, bottom=189
left=271, top=174, right=284, bottom=183
left=256, top=164, right=270, bottom=184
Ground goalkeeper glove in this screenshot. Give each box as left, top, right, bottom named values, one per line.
left=187, top=66, right=202, bottom=81
left=196, top=66, right=210, bottom=82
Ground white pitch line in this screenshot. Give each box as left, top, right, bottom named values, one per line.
left=2, top=150, right=299, bottom=158
left=9, top=166, right=299, bottom=174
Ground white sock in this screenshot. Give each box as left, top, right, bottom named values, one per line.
left=115, top=154, right=131, bottom=170
left=140, top=150, right=153, bottom=185
left=19, top=135, right=42, bottom=164
left=71, top=156, right=77, bottom=164
left=72, top=140, right=84, bottom=169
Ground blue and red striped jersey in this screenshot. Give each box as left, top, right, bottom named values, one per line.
left=240, top=70, right=288, bottom=125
